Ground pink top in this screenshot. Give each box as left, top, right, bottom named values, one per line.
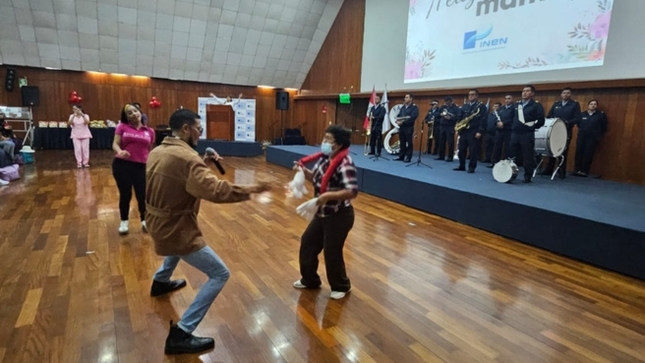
left=115, top=122, right=155, bottom=164
left=70, top=114, right=92, bottom=139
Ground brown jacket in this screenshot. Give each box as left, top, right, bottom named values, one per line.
left=145, top=137, right=252, bottom=256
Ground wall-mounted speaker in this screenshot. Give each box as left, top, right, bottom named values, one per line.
left=5, top=68, right=16, bottom=92
left=275, top=90, right=289, bottom=110
left=21, top=86, right=40, bottom=107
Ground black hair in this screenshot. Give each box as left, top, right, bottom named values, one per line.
left=562, top=87, right=573, bottom=93
left=120, top=103, right=136, bottom=124
left=444, top=96, right=453, bottom=102
left=588, top=99, right=598, bottom=105
left=72, top=105, right=84, bottom=112
left=523, top=84, right=536, bottom=93
left=169, top=109, right=200, bottom=131
left=133, top=102, right=142, bottom=109
left=325, top=125, right=351, bottom=149
left=494, top=102, right=502, bottom=106
left=431, top=99, right=439, bottom=103
left=469, top=89, right=479, bottom=96
left=405, top=93, right=414, bottom=99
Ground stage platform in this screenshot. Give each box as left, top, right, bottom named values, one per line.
left=266, top=145, right=645, bottom=281
left=196, top=140, right=263, bottom=157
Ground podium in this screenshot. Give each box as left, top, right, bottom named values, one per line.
left=206, top=104, right=234, bottom=140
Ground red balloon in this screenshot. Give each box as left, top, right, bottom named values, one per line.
left=149, top=101, right=155, bottom=107
left=72, top=91, right=77, bottom=95
left=151, top=96, right=157, bottom=100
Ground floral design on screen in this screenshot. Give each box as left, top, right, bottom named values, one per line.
left=499, top=0, right=612, bottom=70
left=405, top=47, right=436, bottom=81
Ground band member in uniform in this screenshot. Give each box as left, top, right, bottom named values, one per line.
left=435, top=96, right=462, bottom=162
left=368, top=95, right=386, bottom=156
left=509, top=85, right=545, bottom=183
left=424, top=100, right=442, bottom=154
left=454, top=89, right=487, bottom=173
left=484, top=102, right=501, bottom=163
left=489, top=95, right=514, bottom=166
left=574, top=99, right=607, bottom=176
left=395, top=94, right=419, bottom=163
left=544, top=87, right=581, bottom=177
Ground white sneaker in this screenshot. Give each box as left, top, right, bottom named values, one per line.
left=0, top=179, right=8, bottom=186
left=330, top=288, right=351, bottom=300
left=293, top=280, right=307, bottom=289
left=118, top=220, right=129, bottom=235
left=141, top=220, right=147, bottom=233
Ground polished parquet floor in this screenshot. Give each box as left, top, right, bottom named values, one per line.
left=1, top=150, right=645, bottom=363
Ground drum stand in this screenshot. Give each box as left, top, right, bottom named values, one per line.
left=406, top=121, right=432, bottom=169
left=533, top=155, right=564, bottom=180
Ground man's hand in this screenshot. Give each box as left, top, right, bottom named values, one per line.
left=475, top=133, right=481, bottom=139
left=496, top=121, right=503, bottom=128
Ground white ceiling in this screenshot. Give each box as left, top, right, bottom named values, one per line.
left=0, top=0, right=343, bottom=89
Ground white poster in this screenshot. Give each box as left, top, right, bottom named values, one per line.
left=404, top=0, right=614, bottom=83
left=197, top=98, right=256, bottom=142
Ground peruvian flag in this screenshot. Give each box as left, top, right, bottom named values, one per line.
left=363, top=86, right=376, bottom=130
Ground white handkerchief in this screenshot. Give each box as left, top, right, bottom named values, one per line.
left=296, top=198, right=318, bottom=221
left=518, top=103, right=526, bottom=124
left=288, top=167, right=308, bottom=199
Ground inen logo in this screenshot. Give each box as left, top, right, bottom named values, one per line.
left=476, top=0, right=546, bottom=17
left=463, top=26, right=507, bottom=50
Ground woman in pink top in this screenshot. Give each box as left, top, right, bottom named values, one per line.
left=112, top=103, right=155, bottom=235
left=68, top=105, right=92, bottom=168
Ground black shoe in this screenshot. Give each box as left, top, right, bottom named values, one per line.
left=395, top=157, right=404, bottom=161
left=403, top=159, right=411, bottom=163
left=522, top=177, right=531, bottom=183
left=164, top=322, right=215, bottom=355
left=434, top=157, right=444, bottom=160
left=445, top=158, right=453, bottom=162
left=467, top=169, right=475, bottom=173
left=150, top=279, right=187, bottom=297
left=367, top=153, right=375, bottom=155
left=453, top=167, right=465, bottom=171
left=486, top=164, right=494, bottom=168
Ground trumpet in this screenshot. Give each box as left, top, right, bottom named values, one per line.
left=441, top=108, right=454, bottom=118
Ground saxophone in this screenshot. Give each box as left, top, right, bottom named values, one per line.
left=454, top=107, right=481, bottom=132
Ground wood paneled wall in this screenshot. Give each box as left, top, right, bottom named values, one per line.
left=300, top=0, right=365, bottom=95
left=0, top=66, right=297, bottom=144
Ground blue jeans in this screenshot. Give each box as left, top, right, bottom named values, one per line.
left=152, top=246, right=230, bottom=333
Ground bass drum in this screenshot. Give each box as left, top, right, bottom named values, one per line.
left=384, top=128, right=400, bottom=155
left=535, top=117, right=568, bottom=157
left=492, top=159, right=519, bottom=183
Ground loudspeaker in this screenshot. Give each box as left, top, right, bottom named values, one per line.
left=21, top=86, right=40, bottom=107
left=5, top=68, right=16, bottom=92
left=275, top=90, right=289, bottom=110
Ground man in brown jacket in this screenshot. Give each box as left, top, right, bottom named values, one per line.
left=146, top=109, right=270, bottom=355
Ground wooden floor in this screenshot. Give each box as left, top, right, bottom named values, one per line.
left=1, top=150, right=645, bottom=363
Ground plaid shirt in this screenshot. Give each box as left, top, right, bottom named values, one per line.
left=312, top=155, right=358, bottom=218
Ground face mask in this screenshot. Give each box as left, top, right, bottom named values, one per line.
left=321, top=142, right=333, bottom=155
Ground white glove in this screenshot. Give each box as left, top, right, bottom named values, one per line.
left=288, top=167, right=308, bottom=199
left=296, top=198, right=318, bottom=221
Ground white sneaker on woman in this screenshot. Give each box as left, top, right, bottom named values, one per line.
left=0, top=179, right=9, bottom=186
left=330, top=288, right=351, bottom=300
left=118, top=220, right=129, bottom=235
left=293, top=280, right=307, bottom=289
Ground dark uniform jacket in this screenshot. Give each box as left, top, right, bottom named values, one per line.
left=512, top=99, right=545, bottom=134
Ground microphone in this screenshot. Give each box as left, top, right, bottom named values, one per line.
left=205, top=147, right=225, bottom=175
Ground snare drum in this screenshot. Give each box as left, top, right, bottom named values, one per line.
left=534, top=118, right=568, bottom=157
left=492, top=159, right=519, bottom=183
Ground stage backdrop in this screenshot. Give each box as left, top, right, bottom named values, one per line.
left=197, top=98, right=257, bottom=142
